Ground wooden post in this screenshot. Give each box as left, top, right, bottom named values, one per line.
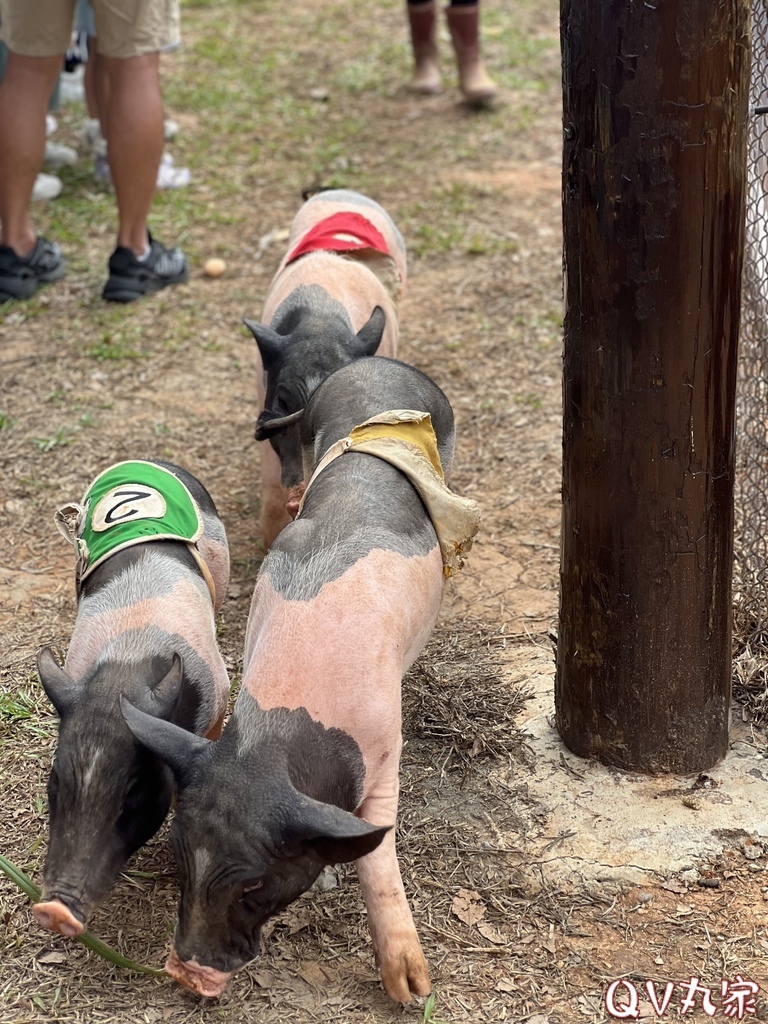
left=556, top=0, right=749, bottom=772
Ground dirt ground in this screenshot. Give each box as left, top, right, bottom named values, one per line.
left=1, top=2, right=767, bottom=1022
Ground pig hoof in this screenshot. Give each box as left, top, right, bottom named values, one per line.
left=33, top=900, right=86, bottom=937
left=380, top=951, right=431, bottom=1003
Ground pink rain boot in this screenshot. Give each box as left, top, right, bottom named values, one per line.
left=407, top=1, right=442, bottom=94
left=445, top=3, right=498, bottom=105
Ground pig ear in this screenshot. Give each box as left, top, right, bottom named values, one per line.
left=350, top=306, right=386, bottom=359
left=288, top=796, right=390, bottom=864
left=244, top=318, right=283, bottom=369
left=37, top=646, right=81, bottom=717
left=120, top=695, right=210, bottom=782
left=255, top=408, right=305, bottom=441
left=149, top=653, right=184, bottom=716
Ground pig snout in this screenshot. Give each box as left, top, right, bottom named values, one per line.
left=165, top=949, right=233, bottom=999
left=286, top=483, right=305, bottom=520
left=33, top=898, right=86, bottom=937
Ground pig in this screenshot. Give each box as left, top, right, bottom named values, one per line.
left=33, top=460, right=231, bottom=938
left=244, top=187, right=407, bottom=547
left=121, top=357, right=480, bottom=1003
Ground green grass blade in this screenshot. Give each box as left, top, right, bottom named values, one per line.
left=0, top=852, right=40, bottom=901
left=76, top=931, right=165, bottom=975
left=0, top=852, right=164, bottom=977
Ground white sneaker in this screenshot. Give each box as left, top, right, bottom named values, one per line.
left=60, top=66, right=85, bottom=104
left=83, top=117, right=101, bottom=147
left=32, top=173, right=63, bottom=202
left=94, top=155, right=111, bottom=185
left=156, top=152, right=191, bottom=189
left=85, top=117, right=179, bottom=148
left=44, top=141, right=78, bottom=168
left=93, top=151, right=191, bottom=190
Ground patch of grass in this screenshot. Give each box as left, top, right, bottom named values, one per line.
left=85, top=329, right=143, bottom=361
left=401, top=183, right=521, bottom=259
left=0, top=685, right=54, bottom=739
left=0, top=691, right=36, bottom=724
left=485, top=4, right=558, bottom=94
left=336, top=39, right=406, bottom=96
left=516, top=392, right=544, bottom=411
left=16, top=473, right=47, bottom=493
left=159, top=301, right=211, bottom=350
left=423, top=993, right=449, bottom=1024
left=412, top=222, right=465, bottom=258
left=30, top=427, right=73, bottom=452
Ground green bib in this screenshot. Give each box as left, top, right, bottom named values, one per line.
left=57, top=461, right=204, bottom=582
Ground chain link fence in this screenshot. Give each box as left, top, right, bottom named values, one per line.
left=734, top=1, right=768, bottom=722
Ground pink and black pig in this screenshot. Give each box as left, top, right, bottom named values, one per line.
left=121, top=358, right=477, bottom=1004
left=244, top=187, right=407, bottom=547
left=33, top=460, right=230, bottom=938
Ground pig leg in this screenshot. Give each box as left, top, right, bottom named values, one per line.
left=205, top=712, right=225, bottom=740
left=355, top=784, right=431, bottom=1003
left=285, top=483, right=305, bottom=520
left=259, top=443, right=291, bottom=548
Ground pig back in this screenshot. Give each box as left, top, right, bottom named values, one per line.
left=155, top=460, right=230, bottom=615
left=279, top=189, right=407, bottom=294
left=60, top=461, right=231, bottom=736
left=243, top=456, right=446, bottom=768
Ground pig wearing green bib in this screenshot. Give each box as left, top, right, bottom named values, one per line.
left=33, top=460, right=231, bottom=939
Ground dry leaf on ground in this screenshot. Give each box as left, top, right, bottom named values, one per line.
left=451, top=888, right=487, bottom=926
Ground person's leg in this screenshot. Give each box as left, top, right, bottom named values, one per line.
left=406, top=0, right=441, bottom=95
left=83, top=40, right=101, bottom=120
left=444, top=0, right=497, bottom=105
left=92, top=0, right=187, bottom=300
left=98, top=50, right=188, bottom=300
left=99, top=51, right=162, bottom=255
left=0, top=51, right=62, bottom=254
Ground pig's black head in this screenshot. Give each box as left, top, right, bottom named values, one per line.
left=36, top=648, right=192, bottom=929
left=246, top=302, right=386, bottom=489
left=120, top=700, right=388, bottom=982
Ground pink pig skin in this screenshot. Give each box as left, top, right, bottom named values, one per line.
left=241, top=547, right=443, bottom=1001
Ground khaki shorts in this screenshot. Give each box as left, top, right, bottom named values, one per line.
left=0, top=0, right=180, bottom=59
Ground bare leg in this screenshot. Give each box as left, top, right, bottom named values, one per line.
left=93, top=49, right=110, bottom=126
left=83, top=37, right=108, bottom=123
left=0, top=52, right=62, bottom=254
left=99, top=52, right=163, bottom=255
left=83, top=42, right=98, bottom=119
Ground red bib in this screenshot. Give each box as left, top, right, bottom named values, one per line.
left=286, top=212, right=391, bottom=264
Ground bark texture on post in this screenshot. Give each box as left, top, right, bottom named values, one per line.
left=556, top=0, right=749, bottom=772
